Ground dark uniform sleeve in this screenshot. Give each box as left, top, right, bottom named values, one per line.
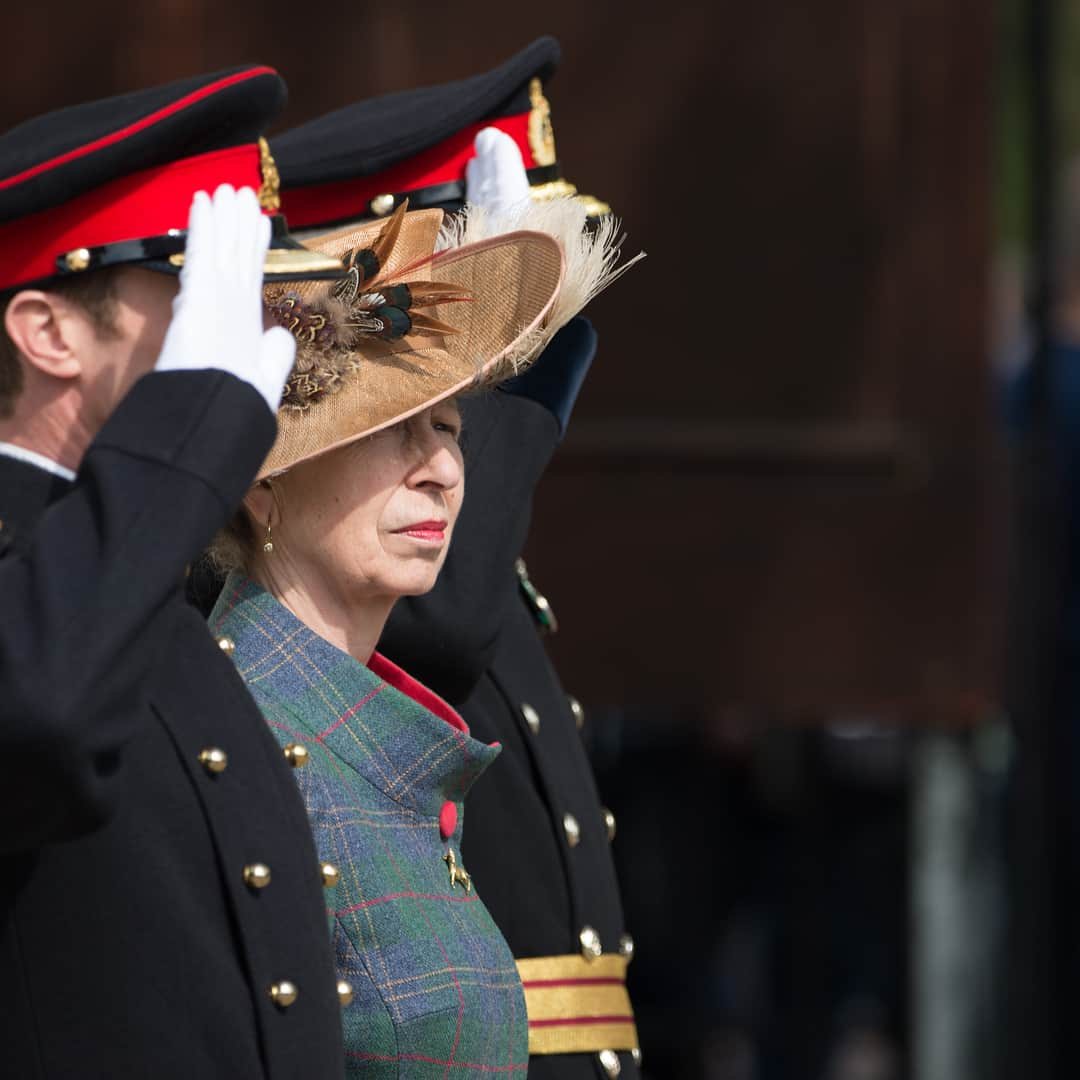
left=0, top=369, right=274, bottom=852
left=379, top=389, right=560, bottom=703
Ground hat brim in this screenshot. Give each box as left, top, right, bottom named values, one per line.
left=257, top=217, right=563, bottom=479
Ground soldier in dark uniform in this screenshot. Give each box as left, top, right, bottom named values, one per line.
left=272, top=39, right=642, bottom=1080
left=0, top=67, right=349, bottom=1079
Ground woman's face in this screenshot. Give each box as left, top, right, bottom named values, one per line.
left=269, top=399, right=464, bottom=603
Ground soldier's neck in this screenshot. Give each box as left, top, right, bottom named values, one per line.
left=0, top=380, right=93, bottom=474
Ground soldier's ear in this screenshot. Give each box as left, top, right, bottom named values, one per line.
left=4, top=290, right=83, bottom=381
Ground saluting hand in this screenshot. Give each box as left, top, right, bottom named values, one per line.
left=155, top=183, right=296, bottom=414
left=465, top=128, right=531, bottom=216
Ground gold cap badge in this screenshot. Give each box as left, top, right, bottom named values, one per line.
left=258, top=137, right=281, bottom=212
left=527, top=79, right=557, bottom=168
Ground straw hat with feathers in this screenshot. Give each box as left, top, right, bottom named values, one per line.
left=258, top=195, right=642, bottom=479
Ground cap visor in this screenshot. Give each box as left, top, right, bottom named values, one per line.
left=143, top=234, right=345, bottom=282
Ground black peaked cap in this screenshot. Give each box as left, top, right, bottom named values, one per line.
left=275, top=37, right=559, bottom=188
left=0, top=66, right=287, bottom=224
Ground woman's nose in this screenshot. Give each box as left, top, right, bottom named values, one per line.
left=411, top=441, right=462, bottom=491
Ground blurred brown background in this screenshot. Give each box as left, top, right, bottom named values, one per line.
left=2, top=0, right=1001, bottom=727
left=4, top=5, right=1011, bottom=1077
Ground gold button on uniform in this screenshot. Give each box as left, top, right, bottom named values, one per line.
left=515, top=557, right=560, bottom=634
left=370, top=193, right=395, bottom=216
left=216, top=635, right=235, bottom=658
left=531, top=590, right=558, bottom=633
left=321, top=862, right=340, bottom=888
left=598, top=1049, right=622, bottom=1077
left=243, top=863, right=271, bottom=890
left=64, top=247, right=91, bottom=272
left=563, top=812, right=581, bottom=847
left=283, top=742, right=309, bottom=768
left=579, top=925, right=602, bottom=960
left=618, top=933, right=635, bottom=963
left=568, top=695, right=585, bottom=731
left=198, top=747, right=228, bottom=775
left=521, top=703, right=541, bottom=735
left=603, top=807, right=617, bottom=843
left=337, top=979, right=354, bottom=1006
left=270, top=981, right=298, bottom=1008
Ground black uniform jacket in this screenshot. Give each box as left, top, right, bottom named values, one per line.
left=380, top=389, right=640, bottom=1080
left=0, top=372, right=344, bottom=1080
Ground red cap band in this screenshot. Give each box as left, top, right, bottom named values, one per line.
left=281, top=112, right=534, bottom=229
left=0, top=143, right=266, bottom=292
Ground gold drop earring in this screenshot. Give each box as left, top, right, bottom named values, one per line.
left=263, top=512, right=274, bottom=555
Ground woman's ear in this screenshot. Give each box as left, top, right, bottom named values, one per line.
left=243, top=480, right=276, bottom=528
left=4, top=290, right=83, bottom=380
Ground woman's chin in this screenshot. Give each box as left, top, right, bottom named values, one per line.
left=385, top=565, right=444, bottom=599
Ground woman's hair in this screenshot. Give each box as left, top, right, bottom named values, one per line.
left=206, top=507, right=258, bottom=577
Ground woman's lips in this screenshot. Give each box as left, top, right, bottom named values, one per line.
left=394, top=520, right=448, bottom=544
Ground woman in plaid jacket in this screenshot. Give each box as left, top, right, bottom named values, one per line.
left=203, top=200, right=578, bottom=1075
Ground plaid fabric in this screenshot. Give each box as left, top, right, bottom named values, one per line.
left=210, top=574, right=529, bottom=1077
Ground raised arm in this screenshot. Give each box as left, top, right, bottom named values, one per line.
left=0, top=186, right=296, bottom=850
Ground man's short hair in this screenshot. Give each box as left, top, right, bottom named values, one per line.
left=0, top=269, right=120, bottom=419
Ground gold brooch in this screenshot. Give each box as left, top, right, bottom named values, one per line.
left=443, top=849, right=473, bottom=893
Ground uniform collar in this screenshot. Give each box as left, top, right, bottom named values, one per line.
left=0, top=453, right=74, bottom=556
left=0, top=442, right=76, bottom=481
left=209, top=572, right=501, bottom=819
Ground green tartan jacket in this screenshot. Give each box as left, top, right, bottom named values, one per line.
left=210, top=574, right=529, bottom=1077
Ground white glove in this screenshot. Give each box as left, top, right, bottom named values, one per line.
left=155, top=184, right=296, bottom=414
left=464, top=128, right=531, bottom=215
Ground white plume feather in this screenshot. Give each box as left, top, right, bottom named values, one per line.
left=436, top=196, right=645, bottom=371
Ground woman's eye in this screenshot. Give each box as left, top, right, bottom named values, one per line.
left=433, top=420, right=461, bottom=440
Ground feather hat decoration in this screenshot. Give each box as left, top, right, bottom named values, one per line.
left=257, top=201, right=564, bottom=479
left=435, top=195, right=645, bottom=372
left=266, top=202, right=473, bottom=409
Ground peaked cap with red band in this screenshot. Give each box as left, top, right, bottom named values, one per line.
left=275, top=36, right=611, bottom=230
left=0, top=65, right=343, bottom=293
